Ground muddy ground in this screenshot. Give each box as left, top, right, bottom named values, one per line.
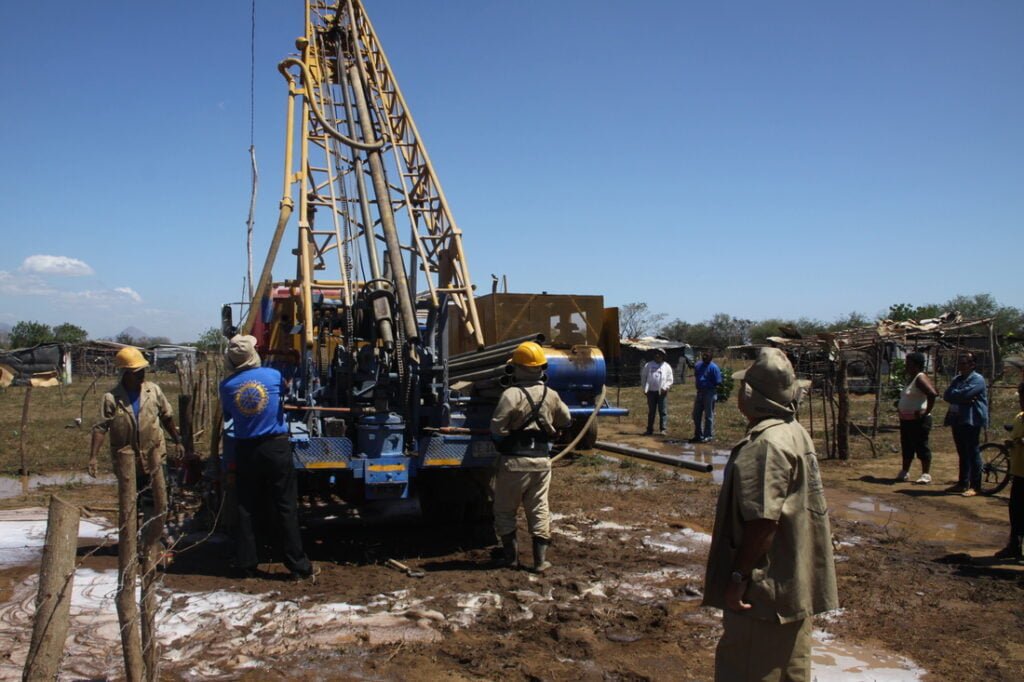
left=4, top=411, right=1023, bottom=682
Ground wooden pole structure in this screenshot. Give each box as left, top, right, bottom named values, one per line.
left=178, top=394, right=194, bottom=456
left=808, top=369, right=815, bottom=438
left=113, top=450, right=144, bottom=682
left=20, top=385, right=33, bottom=495
left=837, top=356, right=850, bottom=461
left=821, top=374, right=831, bottom=458
left=22, top=495, right=80, bottom=682
left=139, top=451, right=168, bottom=682
left=871, top=343, right=883, bottom=437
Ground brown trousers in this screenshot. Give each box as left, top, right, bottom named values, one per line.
left=493, top=466, right=551, bottom=540
left=715, top=611, right=811, bottom=682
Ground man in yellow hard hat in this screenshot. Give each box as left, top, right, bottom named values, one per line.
left=89, top=346, right=182, bottom=523
left=490, top=341, right=571, bottom=572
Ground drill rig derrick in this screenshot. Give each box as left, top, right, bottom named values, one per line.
left=230, top=0, right=487, bottom=503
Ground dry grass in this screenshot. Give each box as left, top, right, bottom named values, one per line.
left=0, top=374, right=182, bottom=476
left=2, top=358, right=1019, bottom=475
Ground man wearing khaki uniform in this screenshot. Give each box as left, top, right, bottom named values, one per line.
left=491, top=341, right=571, bottom=573
left=90, top=347, right=181, bottom=523
left=703, top=347, right=838, bottom=682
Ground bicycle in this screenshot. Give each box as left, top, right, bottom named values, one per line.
left=978, top=425, right=1015, bottom=495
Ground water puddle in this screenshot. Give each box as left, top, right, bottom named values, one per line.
left=825, top=488, right=1003, bottom=548
left=0, top=473, right=115, bottom=500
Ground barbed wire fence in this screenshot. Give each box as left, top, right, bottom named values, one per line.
left=23, top=352, right=229, bottom=681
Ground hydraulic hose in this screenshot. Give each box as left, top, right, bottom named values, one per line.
left=278, top=57, right=384, bottom=152
left=551, top=384, right=606, bottom=464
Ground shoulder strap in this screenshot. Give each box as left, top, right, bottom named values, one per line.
left=516, top=385, right=550, bottom=433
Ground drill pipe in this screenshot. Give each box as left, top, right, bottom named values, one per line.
left=593, top=441, right=714, bottom=473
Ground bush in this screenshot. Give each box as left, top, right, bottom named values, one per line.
left=717, top=366, right=734, bottom=403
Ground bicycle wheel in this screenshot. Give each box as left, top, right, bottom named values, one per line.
left=978, top=442, right=1011, bottom=495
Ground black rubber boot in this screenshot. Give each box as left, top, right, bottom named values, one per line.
left=532, top=536, right=552, bottom=573
left=499, top=533, right=519, bottom=568
left=993, top=536, right=1023, bottom=560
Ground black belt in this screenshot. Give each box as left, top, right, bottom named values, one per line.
left=237, top=432, right=289, bottom=443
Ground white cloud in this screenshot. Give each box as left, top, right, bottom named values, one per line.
left=20, top=254, right=94, bottom=277
left=0, top=270, right=57, bottom=296
left=60, top=287, right=143, bottom=306
left=113, top=287, right=143, bottom=303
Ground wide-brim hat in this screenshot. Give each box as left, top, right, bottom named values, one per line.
left=734, top=347, right=810, bottom=405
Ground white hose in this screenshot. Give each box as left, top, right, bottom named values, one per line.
left=551, top=384, right=607, bottom=464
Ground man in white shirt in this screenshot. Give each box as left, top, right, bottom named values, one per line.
left=641, top=349, right=674, bottom=435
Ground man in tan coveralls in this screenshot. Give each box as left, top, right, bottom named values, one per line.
left=491, top=341, right=571, bottom=572
left=703, top=347, right=838, bottom=681
left=89, top=346, right=182, bottom=524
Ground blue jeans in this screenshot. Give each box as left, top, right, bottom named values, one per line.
left=646, top=391, right=667, bottom=432
left=693, top=389, right=717, bottom=440
left=951, top=423, right=982, bottom=490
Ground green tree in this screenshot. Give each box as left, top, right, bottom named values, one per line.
left=660, top=313, right=752, bottom=350
left=194, top=327, right=226, bottom=351
left=885, top=302, right=942, bottom=322
left=10, top=320, right=54, bottom=347
left=52, top=322, right=88, bottom=344
left=827, top=311, right=871, bottom=331
left=115, top=331, right=136, bottom=345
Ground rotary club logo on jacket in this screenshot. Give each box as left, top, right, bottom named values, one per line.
left=234, top=380, right=269, bottom=417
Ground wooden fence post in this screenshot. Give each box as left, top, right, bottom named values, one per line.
left=113, top=449, right=144, bottom=682
left=178, top=394, right=194, bottom=456
left=837, top=356, right=850, bottom=461
left=139, top=449, right=168, bottom=682
left=20, top=385, right=33, bottom=495
left=22, top=495, right=79, bottom=682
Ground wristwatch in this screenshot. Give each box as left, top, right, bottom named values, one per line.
left=730, top=570, right=748, bottom=584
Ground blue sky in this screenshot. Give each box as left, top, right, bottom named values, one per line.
left=1, top=1, right=1020, bottom=341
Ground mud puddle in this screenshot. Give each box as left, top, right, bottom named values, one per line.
left=825, top=488, right=1004, bottom=549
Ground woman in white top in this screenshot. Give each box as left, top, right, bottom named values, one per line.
left=897, top=352, right=938, bottom=483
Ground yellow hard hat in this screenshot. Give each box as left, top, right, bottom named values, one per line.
left=511, top=341, right=547, bottom=368
left=114, top=347, right=149, bottom=370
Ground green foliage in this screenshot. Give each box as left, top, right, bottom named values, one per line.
left=888, top=294, right=1023, bottom=337
left=52, top=323, right=88, bottom=344
left=10, top=320, right=53, bottom=347
left=114, top=331, right=135, bottom=345
left=886, top=302, right=942, bottom=322
left=826, top=311, right=872, bottom=331
left=660, top=313, right=752, bottom=350
left=886, top=358, right=906, bottom=402
left=194, top=327, right=226, bottom=351
left=748, top=317, right=829, bottom=344
left=717, top=366, right=735, bottom=403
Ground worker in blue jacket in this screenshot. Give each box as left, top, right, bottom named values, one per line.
left=692, top=350, right=724, bottom=443
left=220, top=335, right=315, bottom=582
left=942, top=352, right=989, bottom=497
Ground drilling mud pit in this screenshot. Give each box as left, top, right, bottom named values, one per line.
left=1, top=423, right=1021, bottom=680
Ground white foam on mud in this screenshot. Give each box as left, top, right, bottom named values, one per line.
left=0, top=509, right=114, bottom=570
left=641, top=528, right=712, bottom=554
left=591, top=521, right=636, bottom=531
left=0, top=568, right=447, bottom=680
left=812, top=629, right=925, bottom=681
